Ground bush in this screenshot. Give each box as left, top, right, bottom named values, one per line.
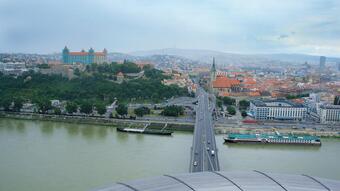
left=227, top=106, right=236, bottom=115
left=116, top=104, right=128, bottom=116
left=222, top=97, right=235, bottom=105
left=134, top=106, right=151, bottom=117
left=80, top=102, right=93, bottom=114
left=66, top=101, right=78, bottom=114
left=239, top=100, right=250, bottom=110
left=162, top=105, right=184, bottom=117
left=95, top=103, right=107, bottom=115
left=54, top=107, right=62, bottom=115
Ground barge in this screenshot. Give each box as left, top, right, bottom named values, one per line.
left=116, top=127, right=173, bottom=136
left=224, top=133, right=321, bottom=145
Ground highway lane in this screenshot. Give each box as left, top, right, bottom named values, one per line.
left=190, top=88, right=220, bottom=173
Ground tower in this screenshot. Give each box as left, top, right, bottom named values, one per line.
left=320, top=56, right=326, bottom=71
left=62, top=46, right=69, bottom=64
left=210, top=57, right=216, bottom=81
left=210, top=57, right=217, bottom=92
left=88, top=47, right=95, bottom=64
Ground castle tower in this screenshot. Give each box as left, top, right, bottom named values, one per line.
left=62, top=46, right=69, bottom=64
left=88, top=48, right=95, bottom=64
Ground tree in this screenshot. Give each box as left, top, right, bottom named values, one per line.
left=74, top=68, right=81, bottom=76
left=95, top=103, right=106, bottom=115
left=36, top=99, right=52, bottom=114
left=162, top=105, right=184, bottom=117
left=13, top=97, right=24, bottom=112
left=0, top=97, right=12, bottom=111
left=80, top=102, right=93, bottom=114
left=222, top=97, right=235, bottom=105
left=227, top=106, right=236, bottom=115
left=216, top=99, right=222, bottom=108
left=239, top=100, right=250, bottom=110
left=134, top=106, right=151, bottom=117
left=116, top=104, right=128, bottom=116
left=241, top=110, right=247, bottom=117
left=66, top=101, right=78, bottom=114
left=54, top=107, right=61, bottom=115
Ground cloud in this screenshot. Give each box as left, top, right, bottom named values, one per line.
left=0, top=0, right=339, bottom=56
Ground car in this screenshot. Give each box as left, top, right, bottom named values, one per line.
left=193, top=161, right=197, bottom=166
left=207, top=147, right=210, bottom=151
left=211, top=150, right=215, bottom=156
left=207, top=141, right=210, bottom=144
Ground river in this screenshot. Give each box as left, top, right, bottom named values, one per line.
left=0, top=118, right=339, bottom=191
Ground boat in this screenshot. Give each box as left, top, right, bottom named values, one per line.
left=116, top=127, right=173, bottom=136
left=224, top=133, right=321, bottom=146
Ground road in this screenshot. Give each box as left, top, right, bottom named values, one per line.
left=189, top=88, right=220, bottom=172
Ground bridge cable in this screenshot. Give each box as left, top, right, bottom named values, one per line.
left=302, top=174, right=331, bottom=191
left=253, top=170, right=288, bottom=191
left=164, top=175, right=196, bottom=191
left=116, top=182, right=139, bottom=191
left=212, top=171, right=244, bottom=191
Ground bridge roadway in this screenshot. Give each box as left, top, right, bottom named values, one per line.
left=189, top=88, right=220, bottom=173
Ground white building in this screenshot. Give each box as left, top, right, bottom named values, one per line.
left=319, top=104, right=340, bottom=124
left=0, top=62, right=28, bottom=75
left=249, top=99, right=307, bottom=121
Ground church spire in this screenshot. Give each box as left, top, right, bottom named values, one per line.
left=211, top=57, right=216, bottom=72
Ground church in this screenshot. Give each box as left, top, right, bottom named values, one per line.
left=209, top=58, right=241, bottom=96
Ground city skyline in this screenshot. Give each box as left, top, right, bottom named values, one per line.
left=0, top=0, right=340, bottom=57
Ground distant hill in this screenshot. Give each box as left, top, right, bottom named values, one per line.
left=107, top=52, right=201, bottom=70
left=130, top=48, right=340, bottom=66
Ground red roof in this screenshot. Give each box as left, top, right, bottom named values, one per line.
left=69, top=52, right=88, bottom=56
left=69, top=52, right=106, bottom=56
left=213, top=75, right=240, bottom=88
left=243, top=77, right=256, bottom=85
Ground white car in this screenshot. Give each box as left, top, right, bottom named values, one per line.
left=193, top=161, right=198, bottom=166
left=211, top=150, right=215, bottom=156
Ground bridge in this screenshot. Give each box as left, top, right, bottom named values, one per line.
left=94, top=87, right=340, bottom=191
left=189, top=87, right=219, bottom=172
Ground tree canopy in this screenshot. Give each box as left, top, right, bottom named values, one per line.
left=116, top=104, right=128, bottom=116
left=0, top=63, right=188, bottom=109
left=227, top=106, right=236, bottom=115
left=162, top=105, right=184, bottom=117
left=134, top=106, right=151, bottom=117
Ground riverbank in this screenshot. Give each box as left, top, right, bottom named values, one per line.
left=1, top=111, right=340, bottom=138
left=0, top=112, right=194, bottom=131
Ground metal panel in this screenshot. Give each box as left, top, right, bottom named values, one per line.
left=169, top=172, right=243, bottom=191
left=94, top=171, right=340, bottom=191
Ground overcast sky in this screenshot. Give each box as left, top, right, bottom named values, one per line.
left=0, top=0, right=339, bottom=56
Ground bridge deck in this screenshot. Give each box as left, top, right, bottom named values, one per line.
left=190, top=88, right=219, bottom=172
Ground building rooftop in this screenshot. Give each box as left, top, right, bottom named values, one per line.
left=320, top=104, right=340, bottom=109
left=94, top=171, right=340, bottom=191
left=251, top=98, right=304, bottom=108
left=212, top=75, right=240, bottom=88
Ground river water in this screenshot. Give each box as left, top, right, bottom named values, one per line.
left=0, top=118, right=339, bottom=191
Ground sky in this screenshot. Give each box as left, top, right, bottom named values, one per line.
left=0, top=0, right=340, bottom=56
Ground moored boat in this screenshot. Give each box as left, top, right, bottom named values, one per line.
left=224, top=133, right=321, bottom=146
left=117, top=127, right=173, bottom=136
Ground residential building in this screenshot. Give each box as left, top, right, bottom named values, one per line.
left=249, top=98, right=307, bottom=120
left=62, top=46, right=107, bottom=64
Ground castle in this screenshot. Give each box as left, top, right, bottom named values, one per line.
left=62, top=46, right=108, bottom=64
